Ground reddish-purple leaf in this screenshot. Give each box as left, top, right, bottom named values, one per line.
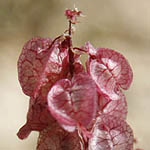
left=84, top=42, right=96, bottom=56
left=18, top=37, right=52, bottom=97
left=86, top=46, right=133, bottom=100
left=17, top=97, right=56, bottom=139
left=47, top=72, right=98, bottom=132
left=73, top=53, right=85, bottom=74
left=37, top=123, right=81, bottom=150
left=88, top=115, right=134, bottom=150
left=99, top=92, right=127, bottom=120
left=18, top=37, right=69, bottom=98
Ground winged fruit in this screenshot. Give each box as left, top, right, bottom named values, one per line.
left=17, top=7, right=134, bottom=150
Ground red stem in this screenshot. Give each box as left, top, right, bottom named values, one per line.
left=48, top=35, right=62, bottom=49
left=68, top=21, right=74, bottom=77
left=73, top=47, right=87, bottom=53
left=68, top=21, right=88, bottom=150
left=69, top=20, right=72, bottom=36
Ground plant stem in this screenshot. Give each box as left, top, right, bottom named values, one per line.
left=68, top=21, right=74, bottom=77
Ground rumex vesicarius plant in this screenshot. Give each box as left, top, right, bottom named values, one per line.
left=17, top=7, right=134, bottom=150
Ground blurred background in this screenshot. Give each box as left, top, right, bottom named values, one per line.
left=0, top=0, right=149, bottom=149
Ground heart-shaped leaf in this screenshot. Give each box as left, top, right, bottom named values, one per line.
left=47, top=72, right=98, bottom=132
left=18, top=37, right=52, bottom=97
left=86, top=47, right=133, bottom=100
left=99, top=91, right=127, bottom=120
left=17, top=97, right=56, bottom=139
left=18, top=37, right=69, bottom=98
left=88, top=115, right=134, bottom=150
left=37, top=123, right=81, bottom=150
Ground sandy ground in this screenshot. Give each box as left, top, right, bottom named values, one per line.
left=0, top=0, right=150, bottom=149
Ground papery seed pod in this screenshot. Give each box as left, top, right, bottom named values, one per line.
left=37, top=122, right=82, bottom=150
left=17, top=96, right=56, bottom=139
left=18, top=37, right=52, bottom=97
left=88, top=115, right=134, bottom=150
left=47, top=72, right=98, bottom=134
left=85, top=43, right=133, bottom=101
left=18, top=37, right=69, bottom=98
left=98, top=91, right=128, bottom=120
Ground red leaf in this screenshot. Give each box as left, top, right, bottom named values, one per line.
left=18, top=37, right=52, bottom=97
left=84, top=42, right=96, bottom=56
left=37, top=123, right=81, bottom=150
left=99, top=92, right=127, bottom=120
left=86, top=47, right=133, bottom=100
left=74, top=53, right=85, bottom=74
left=88, top=115, right=134, bottom=150
left=18, top=37, right=69, bottom=98
left=47, top=72, right=98, bottom=132
left=17, top=97, right=56, bottom=139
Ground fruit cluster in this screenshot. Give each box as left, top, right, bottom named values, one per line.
left=17, top=8, right=134, bottom=150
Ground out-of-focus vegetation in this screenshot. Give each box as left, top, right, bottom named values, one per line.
left=0, top=0, right=149, bottom=149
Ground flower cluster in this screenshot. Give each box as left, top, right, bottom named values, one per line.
left=17, top=8, right=134, bottom=150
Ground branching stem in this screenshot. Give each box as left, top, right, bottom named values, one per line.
left=68, top=21, right=74, bottom=77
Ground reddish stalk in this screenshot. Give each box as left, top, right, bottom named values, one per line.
left=68, top=20, right=74, bottom=77
left=73, top=47, right=87, bottom=53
